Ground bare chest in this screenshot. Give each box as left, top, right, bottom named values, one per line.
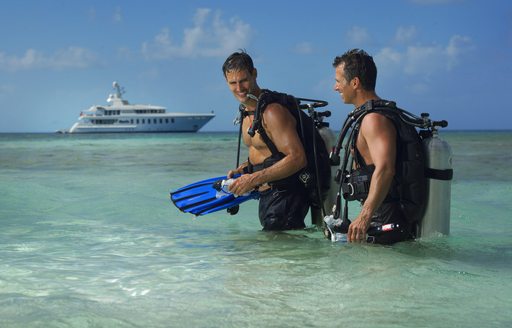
left=242, top=115, right=272, bottom=160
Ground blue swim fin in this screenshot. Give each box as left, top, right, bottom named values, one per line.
left=170, top=175, right=259, bottom=216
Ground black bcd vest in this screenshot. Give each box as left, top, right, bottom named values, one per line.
left=249, top=89, right=331, bottom=208
left=343, top=100, right=428, bottom=226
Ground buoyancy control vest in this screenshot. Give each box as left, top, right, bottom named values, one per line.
left=350, top=101, right=427, bottom=225
left=329, top=99, right=452, bottom=238
left=244, top=89, right=332, bottom=210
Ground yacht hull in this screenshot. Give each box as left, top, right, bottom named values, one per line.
left=68, top=116, right=213, bottom=133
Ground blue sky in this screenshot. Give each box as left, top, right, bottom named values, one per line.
left=0, top=0, right=510, bottom=132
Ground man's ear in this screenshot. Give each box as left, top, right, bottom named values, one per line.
left=252, top=68, right=258, bottom=79
left=351, top=76, right=360, bottom=89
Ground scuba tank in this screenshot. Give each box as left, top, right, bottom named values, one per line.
left=419, top=128, right=453, bottom=237
left=317, top=124, right=337, bottom=218
left=310, top=118, right=337, bottom=227
left=293, top=98, right=336, bottom=227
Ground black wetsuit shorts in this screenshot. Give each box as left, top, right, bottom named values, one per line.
left=369, top=202, right=414, bottom=245
left=258, top=187, right=309, bottom=231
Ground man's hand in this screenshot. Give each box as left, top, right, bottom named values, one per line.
left=347, top=214, right=371, bottom=243
left=228, top=173, right=257, bottom=196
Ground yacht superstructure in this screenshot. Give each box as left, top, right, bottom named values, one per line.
left=64, top=82, right=214, bottom=133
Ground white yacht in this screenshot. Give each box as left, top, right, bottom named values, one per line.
left=63, top=82, right=215, bottom=133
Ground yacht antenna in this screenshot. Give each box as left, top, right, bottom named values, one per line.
left=112, top=81, right=125, bottom=97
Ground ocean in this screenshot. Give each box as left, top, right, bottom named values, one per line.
left=0, top=131, right=511, bottom=328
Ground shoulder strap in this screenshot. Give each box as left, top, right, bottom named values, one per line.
left=351, top=124, right=367, bottom=168
left=352, top=100, right=401, bottom=168
left=248, top=89, right=274, bottom=137
left=250, top=89, right=293, bottom=156
left=258, top=126, right=280, bottom=156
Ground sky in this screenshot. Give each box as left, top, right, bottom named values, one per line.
left=0, top=0, right=511, bottom=132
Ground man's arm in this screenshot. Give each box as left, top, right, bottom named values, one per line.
left=228, top=103, right=307, bottom=195
left=347, top=113, right=397, bottom=242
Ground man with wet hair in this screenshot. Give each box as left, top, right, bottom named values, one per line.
left=222, top=51, right=310, bottom=231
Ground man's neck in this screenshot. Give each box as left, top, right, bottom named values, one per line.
left=354, top=91, right=380, bottom=109
left=242, top=87, right=262, bottom=111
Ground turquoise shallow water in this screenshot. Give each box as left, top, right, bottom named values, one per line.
left=0, top=131, right=511, bottom=327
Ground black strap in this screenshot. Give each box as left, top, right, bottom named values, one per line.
left=241, top=110, right=254, bottom=117
left=258, top=127, right=280, bottom=156
left=235, top=105, right=245, bottom=168
left=425, top=168, right=453, bottom=181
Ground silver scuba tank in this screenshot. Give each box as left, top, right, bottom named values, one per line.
left=318, top=125, right=337, bottom=214
left=419, top=130, right=453, bottom=237
left=310, top=125, right=337, bottom=227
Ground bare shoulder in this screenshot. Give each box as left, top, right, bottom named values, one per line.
left=263, top=102, right=291, bottom=117
left=361, top=112, right=395, bottom=134
left=362, top=112, right=391, bottom=125
left=262, top=103, right=296, bottom=128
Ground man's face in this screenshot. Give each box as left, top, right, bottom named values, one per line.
left=334, top=63, right=354, bottom=105
left=225, top=68, right=257, bottom=104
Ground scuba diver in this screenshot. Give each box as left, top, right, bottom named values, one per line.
left=329, top=49, right=427, bottom=244
left=222, top=50, right=310, bottom=231
left=222, top=50, right=332, bottom=231
left=171, top=51, right=333, bottom=224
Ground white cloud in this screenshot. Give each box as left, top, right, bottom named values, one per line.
left=377, top=47, right=403, bottom=65
left=50, top=47, right=99, bottom=69
left=446, top=35, right=473, bottom=67
left=0, top=47, right=99, bottom=71
left=142, top=8, right=251, bottom=59
left=374, top=30, right=473, bottom=96
left=347, top=26, right=370, bottom=45
left=395, top=26, right=417, bottom=44
left=376, top=33, right=473, bottom=76
left=403, top=45, right=446, bottom=74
